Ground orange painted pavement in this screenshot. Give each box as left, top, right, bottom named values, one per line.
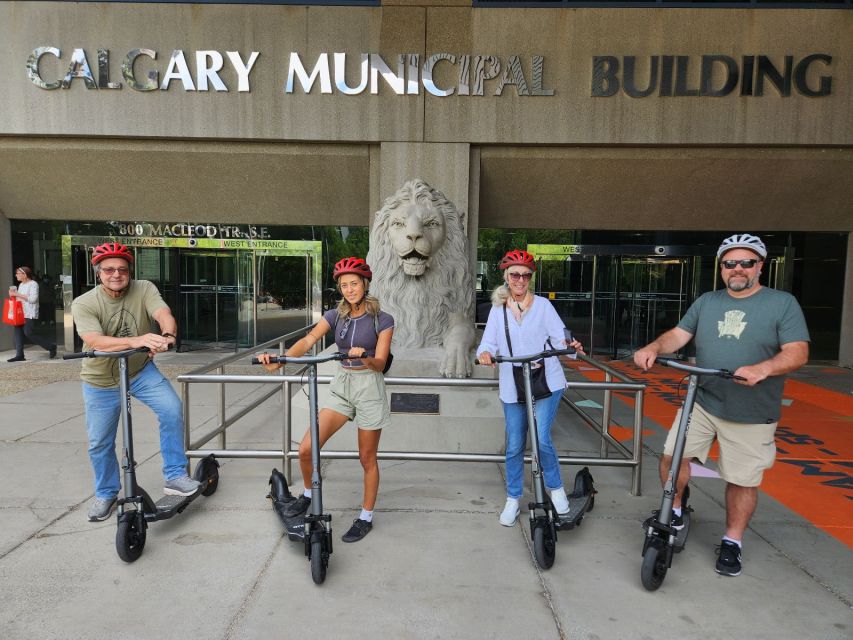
left=571, top=362, right=853, bottom=547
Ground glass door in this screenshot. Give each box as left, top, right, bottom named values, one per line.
left=255, top=253, right=310, bottom=344
left=180, top=251, right=240, bottom=348
left=613, top=257, right=691, bottom=358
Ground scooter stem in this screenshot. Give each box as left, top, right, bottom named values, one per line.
left=308, top=363, right=322, bottom=518
left=659, top=374, right=699, bottom=525
left=523, top=362, right=546, bottom=506
left=119, top=355, right=139, bottom=498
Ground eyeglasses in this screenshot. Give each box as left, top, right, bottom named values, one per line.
left=339, top=316, right=352, bottom=339
left=101, top=267, right=130, bottom=275
left=721, top=259, right=759, bottom=270
left=508, top=272, right=533, bottom=282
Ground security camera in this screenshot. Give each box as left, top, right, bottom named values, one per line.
left=188, top=238, right=198, bottom=247
left=654, top=246, right=666, bottom=255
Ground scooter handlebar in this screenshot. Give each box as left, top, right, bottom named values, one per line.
left=252, top=352, right=349, bottom=366
left=475, top=347, right=576, bottom=366
left=657, top=357, right=746, bottom=381
left=63, top=346, right=154, bottom=360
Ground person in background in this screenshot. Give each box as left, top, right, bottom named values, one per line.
left=7, top=266, right=57, bottom=362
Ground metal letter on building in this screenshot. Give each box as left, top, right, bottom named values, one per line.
left=422, top=54, right=456, bottom=97
left=161, top=50, right=196, bottom=91
left=333, top=53, right=369, bottom=95
left=122, top=49, right=158, bottom=91
left=286, top=52, right=332, bottom=94
left=26, top=46, right=62, bottom=90
left=62, top=49, right=98, bottom=90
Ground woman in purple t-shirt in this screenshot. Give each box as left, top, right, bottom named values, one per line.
left=258, top=257, right=394, bottom=543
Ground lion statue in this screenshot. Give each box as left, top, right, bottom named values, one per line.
left=367, top=179, right=475, bottom=378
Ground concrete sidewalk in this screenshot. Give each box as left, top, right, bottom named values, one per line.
left=0, top=348, right=850, bottom=639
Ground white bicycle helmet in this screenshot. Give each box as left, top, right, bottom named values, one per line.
left=717, top=233, right=767, bottom=259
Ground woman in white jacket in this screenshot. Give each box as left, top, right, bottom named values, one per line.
left=7, top=266, right=56, bottom=362
left=476, top=249, right=583, bottom=526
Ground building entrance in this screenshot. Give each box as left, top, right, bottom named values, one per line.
left=529, top=244, right=790, bottom=359
left=62, top=236, right=322, bottom=352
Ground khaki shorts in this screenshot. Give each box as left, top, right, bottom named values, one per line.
left=325, top=366, right=390, bottom=431
left=663, top=402, right=777, bottom=487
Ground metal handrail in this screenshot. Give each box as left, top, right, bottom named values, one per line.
left=178, top=327, right=647, bottom=495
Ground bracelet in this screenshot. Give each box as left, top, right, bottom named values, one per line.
left=162, top=332, right=176, bottom=339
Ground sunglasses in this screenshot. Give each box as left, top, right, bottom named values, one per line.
left=721, top=259, right=759, bottom=270
left=508, top=272, right=533, bottom=282
left=101, top=267, right=130, bottom=275
left=339, top=316, right=352, bottom=339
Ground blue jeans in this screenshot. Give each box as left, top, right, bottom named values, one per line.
left=82, top=361, right=187, bottom=499
left=502, top=389, right=564, bottom=499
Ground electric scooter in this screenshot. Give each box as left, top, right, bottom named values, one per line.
left=478, top=345, right=596, bottom=570
left=64, top=347, right=219, bottom=563
left=640, top=357, right=744, bottom=591
left=253, top=351, right=348, bottom=585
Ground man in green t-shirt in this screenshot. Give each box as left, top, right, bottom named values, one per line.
left=71, top=242, right=200, bottom=522
left=634, top=234, right=809, bottom=577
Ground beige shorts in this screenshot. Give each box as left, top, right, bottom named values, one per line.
left=663, top=402, right=777, bottom=487
left=325, top=366, right=390, bottom=431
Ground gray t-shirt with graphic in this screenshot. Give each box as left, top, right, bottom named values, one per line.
left=677, top=287, right=809, bottom=424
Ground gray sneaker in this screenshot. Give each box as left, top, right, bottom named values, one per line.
left=87, top=496, right=117, bottom=522
left=164, top=475, right=202, bottom=497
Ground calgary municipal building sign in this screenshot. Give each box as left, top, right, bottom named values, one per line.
left=26, top=48, right=834, bottom=98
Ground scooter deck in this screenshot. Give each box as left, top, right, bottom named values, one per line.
left=555, top=494, right=592, bottom=531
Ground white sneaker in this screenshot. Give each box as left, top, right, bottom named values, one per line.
left=499, top=497, right=520, bottom=526
left=550, top=487, right=570, bottom=515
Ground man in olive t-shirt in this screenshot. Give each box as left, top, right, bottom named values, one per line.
left=71, top=242, right=201, bottom=522
left=634, top=234, right=809, bottom=577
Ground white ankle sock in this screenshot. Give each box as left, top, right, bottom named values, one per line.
left=360, top=508, right=374, bottom=522
left=722, top=536, right=742, bottom=548
left=673, top=507, right=682, bottom=517
left=303, top=488, right=312, bottom=499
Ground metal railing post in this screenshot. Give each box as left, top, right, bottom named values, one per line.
left=218, top=365, right=226, bottom=450
left=632, top=388, right=645, bottom=497
left=601, top=372, right=612, bottom=458
left=182, top=380, right=190, bottom=474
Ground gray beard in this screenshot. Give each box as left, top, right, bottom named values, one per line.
left=727, top=276, right=757, bottom=292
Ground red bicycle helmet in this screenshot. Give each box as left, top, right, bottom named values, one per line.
left=499, top=249, right=536, bottom=272
left=333, top=257, right=372, bottom=281
left=91, top=242, right=134, bottom=266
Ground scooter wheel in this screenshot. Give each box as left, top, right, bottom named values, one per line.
left=532, top=523, right=556, bottom=570
left=586, top=493, right=595, bottom=513
left=310, top=538, right=327, bottom=585
left=116, top=513, right=147, bottom=563
left=641, top=539, right=668, bottom=591
left=194, top=456, right=220, bottom=497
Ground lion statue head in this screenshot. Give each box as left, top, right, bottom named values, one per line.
left=367, top=180, right=475, bottom=364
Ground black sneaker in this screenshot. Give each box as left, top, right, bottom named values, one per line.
left=281, top=494, right=310, bottom=518
left=715, top=540, right=742, bottom=576
left=671, top=511, right=684, bottom=531
left=341, top=518, right=372, bottom=543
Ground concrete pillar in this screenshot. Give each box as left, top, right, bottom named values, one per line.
left=839, top=232, right=853, bottom=367
left=0, top=209, right=12, bottom=351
